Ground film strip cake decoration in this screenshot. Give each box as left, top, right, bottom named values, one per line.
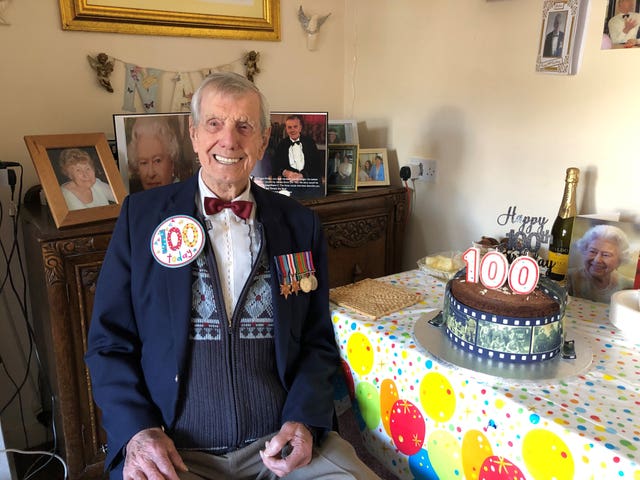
left=444, top=274, right=566, bottom=363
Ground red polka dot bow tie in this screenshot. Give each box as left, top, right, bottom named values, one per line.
left=204, top=197, right=253, bottom=220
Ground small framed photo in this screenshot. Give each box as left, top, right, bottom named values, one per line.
left=328, top=119, right=359, bottom=145
left=536, top=0, right=589, bottom=75
left=24, top=133, right=127, bottom=228
left=113, top=113, right=198, bottom=194
left=251, top=112, right=328, bottom=200
left=357, top=148, right=390, bottom=187
left=327, top=144, right=358, bottom=193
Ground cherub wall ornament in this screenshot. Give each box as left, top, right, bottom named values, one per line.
left=243, top=50, right=260, bottom=83
left=87, top=53, right=115, bottom=93
left=297, top=5, right=331, bottom=51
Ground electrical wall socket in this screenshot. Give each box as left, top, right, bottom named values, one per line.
left=0, top=169, right=8, bottom=187
left=409, top=157, right=437, bottom=182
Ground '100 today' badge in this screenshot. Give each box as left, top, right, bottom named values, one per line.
left=150, top=215, right=205, bottom=268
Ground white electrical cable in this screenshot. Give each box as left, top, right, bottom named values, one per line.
left=0, top=448, right=68, bottom=479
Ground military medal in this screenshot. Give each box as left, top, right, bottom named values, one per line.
left=300, top=276, right=312, bottom=293
left=274, top=250, right=318, bottom=297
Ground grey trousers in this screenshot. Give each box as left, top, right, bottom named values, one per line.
left=178, top=431, right=381, bottom=480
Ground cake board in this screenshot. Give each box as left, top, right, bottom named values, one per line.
left=413, top=315, right=593, bottom=382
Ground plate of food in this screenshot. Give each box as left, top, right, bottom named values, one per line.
left=417, top=250, right=465, bottom=281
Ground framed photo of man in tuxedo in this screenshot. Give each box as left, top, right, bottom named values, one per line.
left=250, top=112, right=328, bottom=200
left=536, top=0, right=589, bottom=75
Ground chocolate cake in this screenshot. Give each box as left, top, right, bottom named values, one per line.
left=449, top=279, right=559, bottom=318
left=443, top=276, right=566, bottom=363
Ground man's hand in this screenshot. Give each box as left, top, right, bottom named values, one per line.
left=623, top=17, right=638, bottom=34
left=123, top=427, right=188, bottom=480
left=282, top=169, right=304, bottom=182
left=259, top=421, right=313, bottom=478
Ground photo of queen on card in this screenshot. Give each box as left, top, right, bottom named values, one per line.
left=567, top=217, right=639, bottom=303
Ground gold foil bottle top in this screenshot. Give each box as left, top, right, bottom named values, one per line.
left=565, top=167, right=579, bottom=183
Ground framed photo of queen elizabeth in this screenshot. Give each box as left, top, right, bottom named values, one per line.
left=113, top=112, right=196, bottom=194
left=566, top=217, right=639, bottom=304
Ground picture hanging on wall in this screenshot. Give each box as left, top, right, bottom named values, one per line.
left=601, top=0, right=640, bottom=49
left=536, top=0, right=590, bottom=75
left=59, top=0, right=280, bottom=41
left=24, top=133, right=127, bottom=228
left=113, top=113, right=198, bottom=194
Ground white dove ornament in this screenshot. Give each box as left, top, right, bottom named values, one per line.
left=298, top=5, right=331, bottom=51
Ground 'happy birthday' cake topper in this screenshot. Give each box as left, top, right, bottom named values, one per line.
left=463, top=206, right=555, bottom=294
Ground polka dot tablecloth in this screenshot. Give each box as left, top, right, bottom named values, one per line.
left=332, top=270, right=640, bottom=480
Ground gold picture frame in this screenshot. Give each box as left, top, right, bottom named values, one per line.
left=357, top=148, right=390, bottom=187
left=58, top=0, right=281, bottom=41
left=24, top=133, right=127, bottom=229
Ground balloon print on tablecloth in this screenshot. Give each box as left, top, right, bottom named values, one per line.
left=479, top=455, right=526, bottom=480
left=462, top=429, right=494, bottom=480
left=522, top=429, right=574, bottom=480
left=379, top=378, right=399, bottom=436
left=419, top=372, right=456, bottom=422
left=408, top=448, right=439, bottom=480
left=426, top=429, right=464, bottom=479
left=389, top=399, right=425, bottom=456
left=346, top=332, right=374, bottom=376
left=355, top=381, right=381, bottom=430
left=340, top=358, right=355, bottom=400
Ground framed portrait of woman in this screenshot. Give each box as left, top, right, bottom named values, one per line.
left=357, top=148, right=390, bottom=187
left=566, top=217, right=640, bottom=303
left=24, top=133, right=127, bottom=228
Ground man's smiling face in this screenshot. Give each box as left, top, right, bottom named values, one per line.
left=190, top=88, right=269, bottom=199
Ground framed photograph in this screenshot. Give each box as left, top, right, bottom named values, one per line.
left=251, top=112, right=328, bottom=200
left=59, top=0, right=280, bottom=41
left=327, top=145, right=358, bottom=193
left=357, top=148, right=390, bottom=187
left=113, top=113, right=198, bottom=194
left=602, top=0, right=640, bottom=49
left=566, top=217, right=640, bottom=303
left=536, top=0, right=589, bottom=75
left=24, top=133, right=127, bottom=228
left=328, top=119, right=359, bottom=145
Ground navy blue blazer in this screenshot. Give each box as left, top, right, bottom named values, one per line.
left=85, top=175, right=339, bottom=473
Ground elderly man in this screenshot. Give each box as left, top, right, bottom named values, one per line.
left=608, top=0, right=640, bottom=47
left=86, top=72, right=379, bottom=480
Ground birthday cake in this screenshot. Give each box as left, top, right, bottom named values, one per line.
left=442, top=232, right=567, bottom=364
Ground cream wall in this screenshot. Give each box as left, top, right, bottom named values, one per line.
left=1, top=0, right=639, bottom=455
left=0, top=0, right=345, bottom=448
left=346, top=0, right=640, bottom=271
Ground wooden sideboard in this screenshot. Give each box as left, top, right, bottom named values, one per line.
left=21, top=185, right=406, bottom=479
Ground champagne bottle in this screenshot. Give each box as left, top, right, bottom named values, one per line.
left=548, top=167, right=580, bottom=281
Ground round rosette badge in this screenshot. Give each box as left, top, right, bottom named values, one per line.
left=150, top=215, right=205, bottom=268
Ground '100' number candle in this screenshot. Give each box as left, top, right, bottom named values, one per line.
left=462, top=247, right=540, bottom=295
